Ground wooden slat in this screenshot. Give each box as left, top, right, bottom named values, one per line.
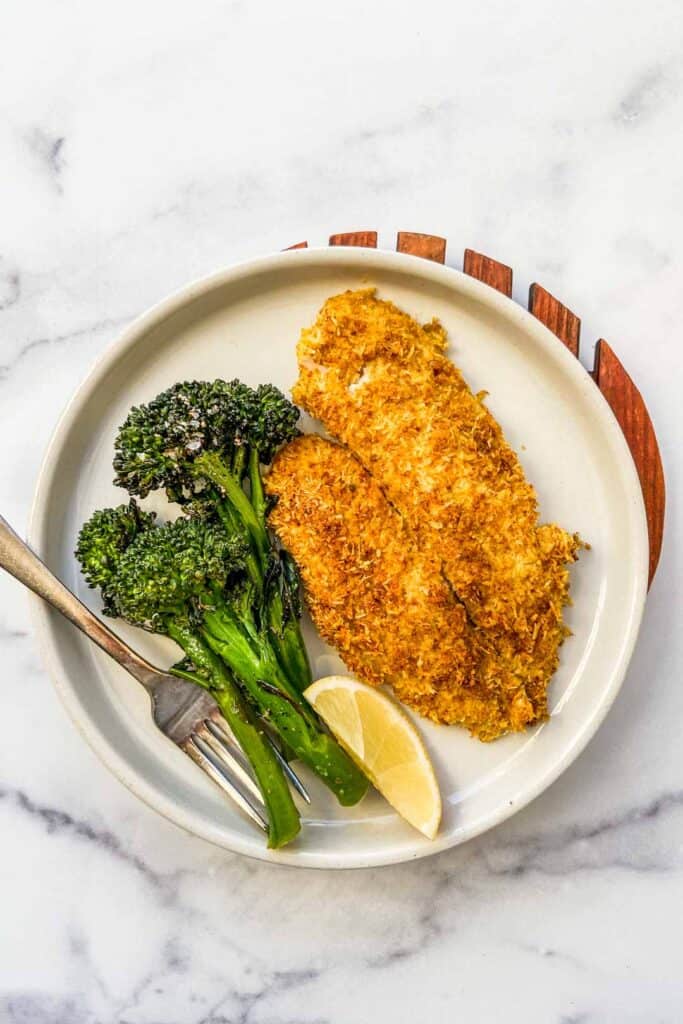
left=329, top=231, right=377, bottom=248
left=528, top=283, right=581, bottom=358
left=593, top=339, right=665, bottom=586
left=285, top=241, right=308, bottom=250
left=463, top=249, right=513, bottom=297
left=396, top=232, right=446, bottom=263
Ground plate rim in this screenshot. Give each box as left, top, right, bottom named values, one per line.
left=27, top=245, right=649, bottom=868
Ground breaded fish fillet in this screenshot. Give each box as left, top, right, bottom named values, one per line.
left=292, top=289, right=580, bottom=721
left=267, top=435, right=537, bottom=739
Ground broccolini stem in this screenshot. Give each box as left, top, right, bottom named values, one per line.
left=169, top=663, right=211, bottom=688
left=166, top=621, right=300, bottom=848
left=194, top=451, right=270, bottom=566
left=200, top=614, right=369, bottom=807
left=212, top=478, right=310, bottom=691
left=211, top=689, right=301, bottom=847
left=232, top=444, right=247, bottom=483
left=248, top=447, right=267, bottom=523
left=202, top=601, right=313, bottom=718
left=277, top=624, right=313, bottom=691
left=199, top=450, right=312, bottom=695
left=214, top=500, right=264, bottom=589
left=248, top=447, right=312, bottom=692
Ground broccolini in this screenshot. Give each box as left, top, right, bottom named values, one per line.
left=76, top=503, right=301, bottom=849
left=112, top=380, right=311, bottom=693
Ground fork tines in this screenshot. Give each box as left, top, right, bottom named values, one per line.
left=183, top=711, right=311, bottom=834
left=184, top=726, right=268, bottom=832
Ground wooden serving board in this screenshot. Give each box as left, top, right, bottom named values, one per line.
left=286, top=230, right=665, bottom=588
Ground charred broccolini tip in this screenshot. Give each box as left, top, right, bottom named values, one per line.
left=247, top=382, right=301, bottom=463
left=74, top=500, right=156, bottom=610
left=111, top=379, right=298, bottom=502
left=109, top=515, right=247, bottom=632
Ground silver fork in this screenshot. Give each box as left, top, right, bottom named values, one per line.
left=0, top=515, right=309, bottom=833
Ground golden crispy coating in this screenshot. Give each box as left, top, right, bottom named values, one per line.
left=292, top=289, right=580, bottom=725
left=267, top=435, right=537, bottom=739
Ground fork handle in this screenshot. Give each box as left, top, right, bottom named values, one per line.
left=0, top=515, right=158, bottom=689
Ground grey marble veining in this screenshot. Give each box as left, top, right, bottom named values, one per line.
left=1, top=1, right=682, bottom=1021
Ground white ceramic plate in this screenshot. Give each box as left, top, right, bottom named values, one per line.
left=29, top=247, right=648, bottom=868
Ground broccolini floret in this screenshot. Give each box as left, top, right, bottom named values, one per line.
left=75, top=501, right=156, bottom=612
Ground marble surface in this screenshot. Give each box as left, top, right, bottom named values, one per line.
left=1, top=1, right=681, bottom=1020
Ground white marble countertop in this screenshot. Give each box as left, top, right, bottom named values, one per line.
left=1, top=2, right=681, bottom=1021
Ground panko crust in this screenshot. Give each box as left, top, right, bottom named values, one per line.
left=290, top=289, right=581, bottom=731
left=267, top=436, right=537, bottom=740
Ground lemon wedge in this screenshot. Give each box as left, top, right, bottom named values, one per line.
left=304, top=676, right=442, bottom=839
